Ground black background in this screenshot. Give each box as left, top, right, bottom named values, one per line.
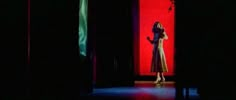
left=1, top=0, right=236, bottom=99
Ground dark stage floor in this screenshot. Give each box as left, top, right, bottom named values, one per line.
left=84, top=81, right=199, bottom=100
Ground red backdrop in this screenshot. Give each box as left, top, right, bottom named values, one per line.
left=139, top=0, right=175, bottom=76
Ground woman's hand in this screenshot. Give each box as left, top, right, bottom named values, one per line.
left=147, top=36, right=153, bottom=44
left=162, top=32, right=168, bottom=40
left=163, top=33, right=168, bottom=40
left=147, top=36, right=150, bottom=40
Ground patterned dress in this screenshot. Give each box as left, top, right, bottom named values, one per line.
left=151, top=28, right=168, bottom=72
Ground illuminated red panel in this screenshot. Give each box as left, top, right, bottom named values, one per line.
left=139, top=0, right=175, bottom=76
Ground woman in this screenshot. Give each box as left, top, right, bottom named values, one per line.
left=147, top=21, right=168, bottom=84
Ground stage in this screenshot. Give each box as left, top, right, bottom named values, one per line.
left=85, top=81, right=199, bottom=100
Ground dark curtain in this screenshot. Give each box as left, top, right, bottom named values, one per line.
left=0, top=0, right=28, bottom=99
left=91, top=0, right=134, bottom=87
left=175, top=0, right=236, bottom=99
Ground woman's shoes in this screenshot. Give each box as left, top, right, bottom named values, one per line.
left=161, top=77, right=165, bottom=82
left=154, top=77, right=161, bottom=84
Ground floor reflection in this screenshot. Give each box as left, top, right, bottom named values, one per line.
left=89, top=81, right=199, bottom=100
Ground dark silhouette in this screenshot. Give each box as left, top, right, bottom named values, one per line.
left=147, top=21, right=168, bottom=84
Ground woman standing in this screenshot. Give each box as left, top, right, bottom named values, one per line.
left=147, top=21, right=168, bottom=84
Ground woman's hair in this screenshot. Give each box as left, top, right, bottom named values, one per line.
left=152, top=21, right=165, bottom=36
left=152, top=21, right=159, bottom=31
left=152, top=22, right=158, bottom=33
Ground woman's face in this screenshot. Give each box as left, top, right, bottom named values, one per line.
left=157, top=23, right=161, bottom=29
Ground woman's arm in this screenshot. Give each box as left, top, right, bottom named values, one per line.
left=162, top=32, right=168, bottom=40
left=147, top=36, right=154, bottom=44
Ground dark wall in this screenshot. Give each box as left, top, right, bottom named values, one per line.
left=132, top=0, right=140, bottom=76
left=175, top=0, right=236, bottom=99
left=0, top=0, right=28, bottom=99
left=30, top=0, right=92, bottom=99
left=2, top=0, right=134, bottom=99
left=90, top=0, right=134, bottom=87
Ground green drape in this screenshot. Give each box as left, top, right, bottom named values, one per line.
left=79, top=0, right=88, bottom=56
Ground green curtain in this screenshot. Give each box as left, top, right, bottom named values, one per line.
left=79, top=0, right=88, bottom=56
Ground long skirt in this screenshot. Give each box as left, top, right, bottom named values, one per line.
left=151, top=42, right=168, bottom=72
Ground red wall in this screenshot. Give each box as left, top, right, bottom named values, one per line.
left=139, top=0, right=175, bottom=76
